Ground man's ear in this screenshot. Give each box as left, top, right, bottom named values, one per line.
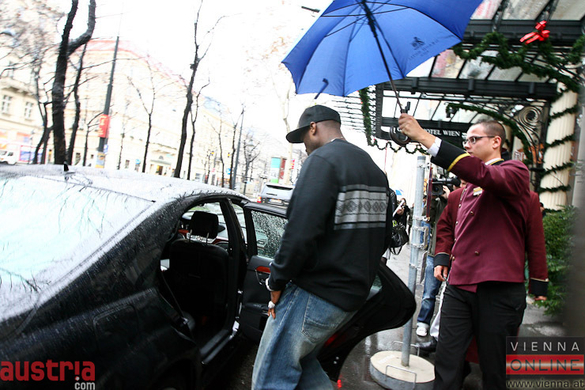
left=309, top=122, right=317, bottom=135
left=493, top=136, right=502, bottom=150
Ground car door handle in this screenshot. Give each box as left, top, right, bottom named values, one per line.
left=255, top=266, right=270, bottom=286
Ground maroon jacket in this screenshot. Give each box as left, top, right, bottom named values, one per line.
left=432, top=141, right=548, bottom=295
left=525, top=191, right=548, bottom=296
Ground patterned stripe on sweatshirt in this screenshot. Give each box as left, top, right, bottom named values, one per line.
left=334, top=185, right=388, bottom=230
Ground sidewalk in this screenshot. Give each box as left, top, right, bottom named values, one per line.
left=336, top=243, right=565, bottom=389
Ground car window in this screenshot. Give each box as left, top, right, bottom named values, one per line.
left=187, top=202, right=231, bottom=250
left=232, top=203, right=247, bottom=244
left=250, top=210, right=286, bottom=259
left=0, top=173, right=153, bottom=318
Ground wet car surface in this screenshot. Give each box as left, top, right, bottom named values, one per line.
left=0, top=165, right=414, bottom=389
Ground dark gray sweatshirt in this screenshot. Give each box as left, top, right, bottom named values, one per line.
left=267, top=139, right=392, bottom=311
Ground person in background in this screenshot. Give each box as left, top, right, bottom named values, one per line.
left=394, top=198, right=410, bottom=227
left=252, top=105, right=393, bottom=389
left=415, top=184, right=450, bottom=337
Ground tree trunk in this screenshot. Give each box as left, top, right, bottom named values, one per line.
left=175, top=65, right=195, bottom=178
left=33, top=103, right=49, bottom=164
left=187, top=109, right=196, bottom=180
left=51, top=0, right=95, bottom=164
left=67, top=44, right=87, bottom=164
left=51, top=1, right=76, bottom=164
left=142, top=113, right=153, bottom=173
left=229, top=122, right=236, bottom=189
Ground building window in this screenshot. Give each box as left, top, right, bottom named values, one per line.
left=5, top=62, right=15, bottom=78
left=124, top=159, right=130, bottom=169
left=24, top=102, right=34, bottom=119
left=74, top=152, right=81, bottom=165
left=1, top=95, right=12, bottom=114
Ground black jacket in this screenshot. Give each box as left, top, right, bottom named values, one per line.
left=267, top=140, right=392, bottom=311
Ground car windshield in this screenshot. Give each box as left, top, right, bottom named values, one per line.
left=0, top=172, right=153, bottom=318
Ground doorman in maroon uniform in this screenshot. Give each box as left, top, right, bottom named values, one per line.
left=398, top=114, right=548, bottom=390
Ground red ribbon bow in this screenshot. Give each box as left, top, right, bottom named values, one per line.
left=520, top=21, right=550, bottom=44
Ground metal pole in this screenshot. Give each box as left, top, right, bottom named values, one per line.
left=401, top=155, right=426, bottom=366
left=96, top=36, right=119, bottom=166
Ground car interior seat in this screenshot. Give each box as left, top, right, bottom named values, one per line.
left=168, top=211, right=228, bottom=328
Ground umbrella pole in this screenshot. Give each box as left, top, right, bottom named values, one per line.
left=361, top=0, right=406, bottom=113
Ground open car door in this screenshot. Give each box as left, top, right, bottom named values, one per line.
left=239, top=203, right=287, bottom=342
left=238, top=203, right=416, bottom=380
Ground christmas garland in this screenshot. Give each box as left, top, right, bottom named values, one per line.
left=360, top=88, right=426, bottom=154
left=360, top=31, right=585, bottom=195
left=546, top=133, right=575, bottom=149
left=449, top=31, right=585, bottom=196
left=359, top=88, right=377, bottom=148
left=445, top=102, right=533, bottom=162
left=541, top=161, right=575, bottom=177
left=550, top=105, right=582, bottom=121
left=538, top=184, right=572, bottom=194
left=452, top=33, right=585, bottom=98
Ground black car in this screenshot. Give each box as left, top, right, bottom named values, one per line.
left=0, top=165, right=414, bottom=389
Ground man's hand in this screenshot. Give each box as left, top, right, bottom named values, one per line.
left=534, top=296, right=547, bottom=301
left=268, top=290, right=282, bottom=319
left=398, top=114, right=436, bottom=149
left=441, top=186, right=450, bottom=200
left=434, top=265, right=449, bottom=282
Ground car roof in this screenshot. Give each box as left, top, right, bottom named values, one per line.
left=0, top=164, right=244, bottom=202
left=0, top=165, right=247, bottom=324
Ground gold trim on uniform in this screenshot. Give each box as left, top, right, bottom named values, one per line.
left=448, top=153, right=470, bottom=171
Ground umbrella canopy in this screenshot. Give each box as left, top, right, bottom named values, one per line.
left=283, top=0, right=482, bottom=97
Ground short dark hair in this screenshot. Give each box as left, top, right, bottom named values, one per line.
left=476, top=120, right=506, bottom=150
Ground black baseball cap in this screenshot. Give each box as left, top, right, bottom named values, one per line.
left=286, top=105, right=341, bottom=143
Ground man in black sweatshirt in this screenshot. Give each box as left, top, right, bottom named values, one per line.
left=252, top=105, right=393, bottom=389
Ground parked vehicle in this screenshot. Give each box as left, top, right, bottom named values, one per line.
left=258, top=182, right=294, bottom=206
left=0, top=150, right=17, bottom=165
left=0, top=165, right=414, bottom=389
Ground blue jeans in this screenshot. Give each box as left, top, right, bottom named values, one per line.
left=417, top=255, right=442, bottom=325
left=252, top=284, right=356, bottom=390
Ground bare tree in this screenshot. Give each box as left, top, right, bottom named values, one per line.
left=208, top=118, right=227, bottom=187
left=0, top=2, right=61, bottom=164
left=242, top=17, right=302, bottom=184
left=52, top=0, right=96, bottom=164
left=228, top=109, right=242, bottom=189
left=242, top=130, right=261, bottom=195
left=66, top=43, right=88, bottom=164
left=127, top=59, right=172, bottom=173
left=175, top=1, right=223, bottom=178
left=186, top=81, right=209, bottom=180
left=82, top=112, right=101, bottom=166
left=117, top=98, right=131, bottom=170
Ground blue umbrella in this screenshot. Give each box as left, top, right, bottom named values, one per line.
left=283, top=0, right=482, bottom=108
